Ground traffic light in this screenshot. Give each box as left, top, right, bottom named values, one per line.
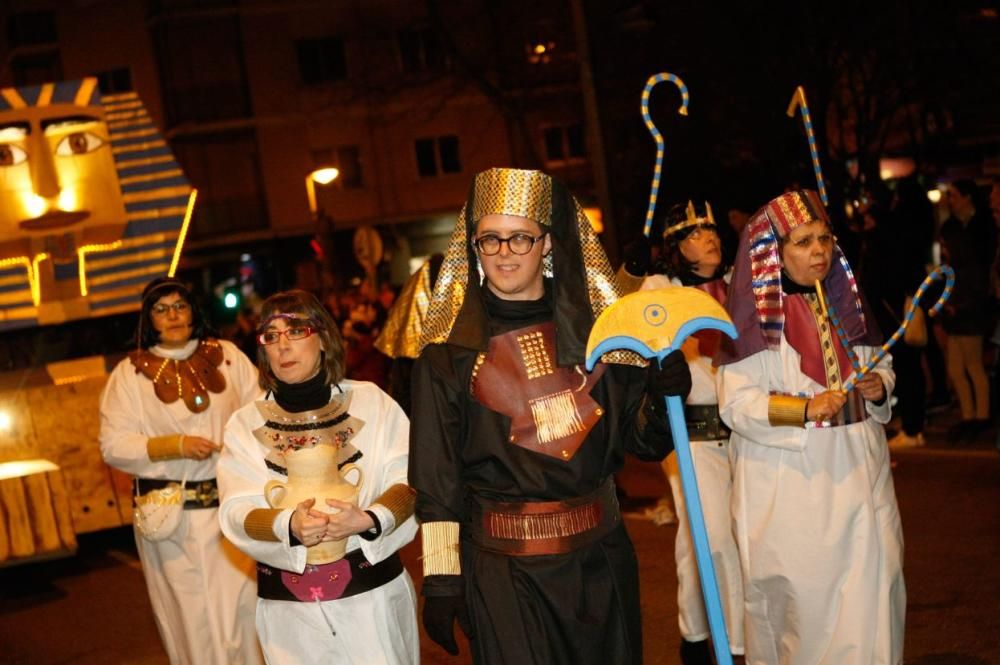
left=222, top=287, right=241, bottom=310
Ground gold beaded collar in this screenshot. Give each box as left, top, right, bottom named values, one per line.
left=129, top=339, right=227, bottom=413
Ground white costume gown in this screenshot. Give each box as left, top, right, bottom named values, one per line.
left=718, top=340, right=905, bottom=665
left=644, top=274, right=745, bottom=653
left=218, top=380, right=419, bottom=665
left=99, top=338, right=264, bottom=665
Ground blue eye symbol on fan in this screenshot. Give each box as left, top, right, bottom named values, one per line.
left=643, top=304, right=667, bottom=327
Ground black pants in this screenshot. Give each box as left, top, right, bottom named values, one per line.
left=893, top=341, right=926, bottom=435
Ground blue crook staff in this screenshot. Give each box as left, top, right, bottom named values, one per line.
left=641, top=73, right=689, bottom=237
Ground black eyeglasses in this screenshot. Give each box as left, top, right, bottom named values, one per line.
left=257, top=326, right=318, bottom=345
left=473, top=232, right=548, bottom=256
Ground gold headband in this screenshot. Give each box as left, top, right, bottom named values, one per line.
left=471, top=168, right=552, bottom=226
left=664, top=200, right=716, bottom=237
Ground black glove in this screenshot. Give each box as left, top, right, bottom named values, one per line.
left=422, top=575, right=473, bottom=656
left=623, top=234, right=652, bottom=277
left=646, top=349, right=692, bottom=402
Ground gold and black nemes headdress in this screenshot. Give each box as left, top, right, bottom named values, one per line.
left=419, top=167, right=641, bottom=367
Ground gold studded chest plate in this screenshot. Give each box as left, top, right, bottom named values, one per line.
left=470, top=321, right=606, bottom=461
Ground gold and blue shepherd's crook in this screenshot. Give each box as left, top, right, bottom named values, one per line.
left=823, top=265, right=955, bottom=392
left=641, top=72, right=689, bottom=237
left=786, top=85, right=828, bottom=206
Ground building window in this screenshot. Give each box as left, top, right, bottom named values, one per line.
left=95, top=67, right=133, bottom=95
left=170, top=130, right=269, bottom=239
left=397, top=28, right=447, bottom=74
left=296, top=37, right=347, bottom=84
left=10, top=50, right=62, bottom=86
left=311, top=145, right=364, bottom=188
left=7, top=11, right=57, bottom=48
left=415, top=135, right=461, bottom=178
left=542, top=124, right=586, bottom=163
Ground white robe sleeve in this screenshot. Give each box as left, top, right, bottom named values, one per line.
left=218, top=405, right=308, bottom=573
left=221, top=340, right=263, bottom=407
left=718, top=351, right=809, bottom=452
left=354, top=389, right=418, bottom=566
left=99, top=360, right=158, bottom=475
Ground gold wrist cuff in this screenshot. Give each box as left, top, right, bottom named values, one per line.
left=421, top=521, right=461, bottom=577
left=372, top=483, right=416, bottom=528
left=147, top=434, right=184, bottom=461
left=244, top=508, right=283, bottom=542
left=768, top=395, right=809, bottom=428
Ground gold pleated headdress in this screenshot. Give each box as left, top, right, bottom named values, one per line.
left=419, top=167, right=641, bottom=367
left=374, top=256, right=438, bottom=359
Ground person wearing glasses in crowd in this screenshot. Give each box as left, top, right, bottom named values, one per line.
left=99, top=276, right=264, bottom=665
left=217, top=290, right=419, bottom=665
left=638, top=202, right=744, bottom=665
left=716, top=191, right=904, bottom=664
left=409, top=168, right=691, bottom=664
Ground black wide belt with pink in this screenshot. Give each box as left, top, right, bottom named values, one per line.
left=467, top=478, right=621, bottom=556
left=256, top=549, right=403, bottom=602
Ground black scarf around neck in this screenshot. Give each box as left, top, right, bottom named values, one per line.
left=273, top=370, right=331, bottom=413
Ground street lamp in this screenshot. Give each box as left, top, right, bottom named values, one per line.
left=305, top=166, right=340, bottom=217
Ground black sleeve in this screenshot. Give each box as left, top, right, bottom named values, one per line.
left=616, top=364, right=675, bottom=462
left=408, top=344, right=467, bottom=523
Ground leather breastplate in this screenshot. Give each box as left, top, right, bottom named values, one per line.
left=471, top=321, right=606, bottom=461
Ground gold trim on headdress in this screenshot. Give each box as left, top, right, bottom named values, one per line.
left=664, top=200, right=716, bottom=238
left=471, top=168, right=552, bottom=226
left=418, top=168, right=642, bottom=366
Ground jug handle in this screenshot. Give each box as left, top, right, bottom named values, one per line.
left=263, top=480, right=288, bottom=508
left=340, top=463, right=363, bottom=489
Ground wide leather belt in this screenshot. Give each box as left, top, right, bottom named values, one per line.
left=134, top=477, right=219, bottom=509
left=684, top=404, right=730, bottom=441
left=468, top=478, right=620, bottom=556
left=256, top=549, right=403, bottom=602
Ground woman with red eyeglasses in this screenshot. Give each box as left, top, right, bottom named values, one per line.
left=218, top=289, right=418, bottom=665
left=99, top=276, right=264, bottom=665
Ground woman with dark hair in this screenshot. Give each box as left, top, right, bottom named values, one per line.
left=99, top=276, right=263, bottom=665
left=643, top=202, right=744, bottom=664
left=217, top=290, right=419, bottom=665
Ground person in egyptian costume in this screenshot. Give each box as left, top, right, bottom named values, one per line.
left=716, top=190, right=905, bottom=664
left=409, top=167, right=692, bottom=664
left=99, top=276, right=264, bottom=665
left=217, top=289, right=419, bottom=665
left=640, top=201, right=745, bottom=664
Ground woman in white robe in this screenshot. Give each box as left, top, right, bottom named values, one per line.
left=99, top=277, right=263, bottom=665
left=217, top=289, right=418, bottom=665
left=716, top=191, right=905, bottom=665
left=641, top=201, right=745, bottom=664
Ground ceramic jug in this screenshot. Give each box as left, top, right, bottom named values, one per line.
left=263, top=444, right=363, bottom=564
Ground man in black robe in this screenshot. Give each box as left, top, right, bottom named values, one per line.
left=409, top=167, right=690, bottom=664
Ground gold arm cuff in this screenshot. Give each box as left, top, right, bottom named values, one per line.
left=615, top=265, right=645, bottom=296
left=768, top=395, right=809, bottom=428
left=244, top=508, right=283, bottom=542
left=147, top=434, right=184, bottom=461
left=421, top=521, right=461, bottom=577
left=372, top=483, right=416, bottom=527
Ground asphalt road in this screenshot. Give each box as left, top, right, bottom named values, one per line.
left=1, top=424, right=997, bottom=665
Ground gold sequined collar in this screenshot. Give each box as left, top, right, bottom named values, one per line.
left=252, top=390, right=365, bottom=473
left=129, top=339, right=226, bottom=413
